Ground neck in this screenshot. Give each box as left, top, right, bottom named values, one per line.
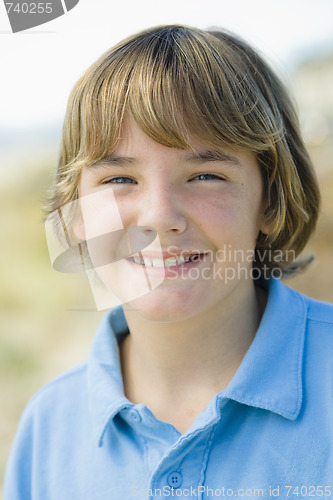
left=120, top=281, right=266, bottom=432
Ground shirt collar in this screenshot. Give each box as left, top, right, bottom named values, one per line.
left=87, top=307, right=131, bottom=446
left=221, top=278, right=307, bottom=420
left=88, top=278, right=307, bottom=446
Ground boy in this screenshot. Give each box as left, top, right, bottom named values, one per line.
left=5, top=24, right=333, bottom=499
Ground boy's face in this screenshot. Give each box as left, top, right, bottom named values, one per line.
left=79, top=116, right=270, bottom=321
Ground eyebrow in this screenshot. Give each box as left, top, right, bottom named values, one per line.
left=91, top=155, right=136, bottom=168
left=90, top=150, right=242, bottom=168
left=183, top=151, right=242, bottom=166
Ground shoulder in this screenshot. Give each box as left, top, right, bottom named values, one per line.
left=22, top=361, right=89, bottom=423
left=270, top=279, right=333, bottom=344
left=306, top=295, right=333, bottom=327
left=304, top=296, right=333, bottom=353
left=277, top=279, right=333, bottom=329
left=4, top=362, right=93, bottom=499
left=296, top=291, right=333, bottom=357
left=6, top=361, right=88, bottom=449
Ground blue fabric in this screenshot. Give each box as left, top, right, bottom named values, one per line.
left=4, top=279, right=333, bottom=499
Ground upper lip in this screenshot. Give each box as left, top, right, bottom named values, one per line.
left=132, top=249, right=207, bottom=259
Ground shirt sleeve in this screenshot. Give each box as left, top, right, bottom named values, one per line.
left=4, top=400, right=35, bottom=499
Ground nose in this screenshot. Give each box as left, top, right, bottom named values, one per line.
left=134, top=182, right=187, bottom=236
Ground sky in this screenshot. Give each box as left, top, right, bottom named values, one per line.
left=0, top=0, right=333, bottom=131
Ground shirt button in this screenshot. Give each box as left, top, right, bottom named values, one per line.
left=128, top=409, right=142, bottom=423
left=167, top=471, right=183, bottom=488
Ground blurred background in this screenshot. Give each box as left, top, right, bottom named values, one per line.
left=1, top=0, right=333, bottom=496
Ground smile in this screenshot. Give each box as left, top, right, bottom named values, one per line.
left=127, top=253, right=205, bottom=268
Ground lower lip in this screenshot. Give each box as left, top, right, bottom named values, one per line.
left=126, top=254, right=207, bottom=278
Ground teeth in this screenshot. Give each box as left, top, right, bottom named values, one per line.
left=183, top=254, right=200, bottom=263
left=130, top=254, right=202, bottom=267
left=143, top=257, right=152, bottom=267
left=164, top=257, right=178, bottom=267
left=151, top=258, right=164, bottom=268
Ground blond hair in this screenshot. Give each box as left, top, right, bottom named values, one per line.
left=47, top=24, right=320, bottom=275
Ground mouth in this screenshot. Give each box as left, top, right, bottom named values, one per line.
left=127, top=253, right=206, bottom=268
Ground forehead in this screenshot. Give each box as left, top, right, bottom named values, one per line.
left=113, top=115, right=253, bottom=167
left=83, top=115, right=263, bottom=190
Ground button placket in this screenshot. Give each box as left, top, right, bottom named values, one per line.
left=148, top=416, right=218, bottom=496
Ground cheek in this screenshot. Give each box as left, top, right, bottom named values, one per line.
left=193, top=192, right=263, bottom=247
left=84, top=196, right=124, bottom=237
left=111, top=197, right=134, bottom=225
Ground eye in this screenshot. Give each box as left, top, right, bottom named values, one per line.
left=190, top=173, right=226, bottom=182
left=101, top=176, right=136, bottom=185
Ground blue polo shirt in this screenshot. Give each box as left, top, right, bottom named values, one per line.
left=4, top=279, right=333, bottom=499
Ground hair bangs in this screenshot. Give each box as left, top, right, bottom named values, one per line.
left=122, top=27, right=284, bottom=154
left=68, top=25, right=284, bottom=170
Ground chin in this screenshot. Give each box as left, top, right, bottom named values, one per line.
left=123, top=287, right=201, bottom=323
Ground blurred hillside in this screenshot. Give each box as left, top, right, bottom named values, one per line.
left=0, top=52, right=333, bottom=497
left=287, top=51, right=333, bottom=299
left=293, top=52, right=333, bottom=147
